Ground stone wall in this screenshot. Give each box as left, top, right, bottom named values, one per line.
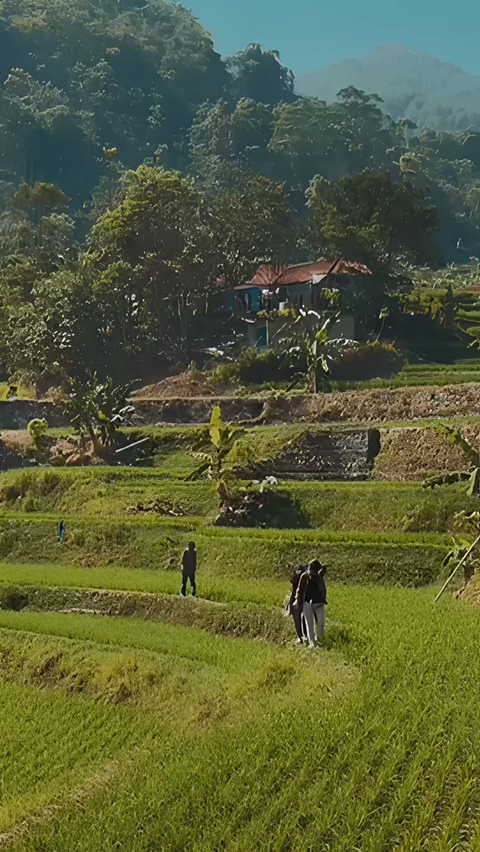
left=0, top=401, right=68, bottom=430
left=273, top=430, right=380, bottom=481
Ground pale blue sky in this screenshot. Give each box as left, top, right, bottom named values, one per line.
left=186, top=0, right=480, bottom=77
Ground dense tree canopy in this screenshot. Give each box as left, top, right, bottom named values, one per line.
left=225, top=43, right=296, bottom=106
left=1, top=0, right=480, bottom=381
left=307, top=171, right=440, bottom=272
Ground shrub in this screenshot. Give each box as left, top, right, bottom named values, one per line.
left=27, top=419, right=48, bottom=447
left=23, top=496, right=38, bottom=513
left=37, top=469, right=64, bottom=497
left=0, top=588, right=28, bottom=611
left=211, top=362, right=240, bottom=385
left=214, top=485, right=311, bottom=529
left=330, top=342, right=405, bottom=381
left=238, top=348, right=300, bottom=385
left=212, top=347, right=306, bottom=387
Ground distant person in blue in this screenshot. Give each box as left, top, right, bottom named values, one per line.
left=57, top=520, right=66, bottom=543
left=180, top=541, right=197, bottom=597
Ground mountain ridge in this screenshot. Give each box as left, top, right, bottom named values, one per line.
left=296, top=45, right=480, bottom=131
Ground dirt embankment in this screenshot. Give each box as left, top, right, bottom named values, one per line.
left=268, top=384, right=480, bottom=424
left=374, top=425, right=480, bottom=481
left=134, top=372, right=231, bottom=399
left=132, top=383, right=480, bottom=426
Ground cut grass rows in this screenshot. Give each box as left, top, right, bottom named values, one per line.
left=331, top=374, right=480, bottom=390
left=0, top=610, right=293, bottom=673
left=0, top=515, right=449, bottom=544
left=0, top=519, right=447, bottom=584
left=0, top=561, right=283, bottom=605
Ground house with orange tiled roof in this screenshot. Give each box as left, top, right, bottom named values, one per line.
left=232, top=258, right=371, bottom=349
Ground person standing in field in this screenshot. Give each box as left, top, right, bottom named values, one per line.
left=181, top=541, right=197, bottom=597
left=287, top=565, right=307, bottom=643
left=295, top=560, right=327, bottom=648
left=57, top=520, right=66, bottom=543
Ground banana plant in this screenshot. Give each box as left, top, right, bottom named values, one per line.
left=435, top=510, right=480, bottom=602
left=273, top=310, right=358, bottom=393
left=187, top=406, right=245, bottom=505
left=61, top=371, right=134, bottom=449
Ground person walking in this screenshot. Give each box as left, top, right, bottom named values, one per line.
left=295, top=560, right=327, bottom=648
left=181, top=541, right=197, bottom=597
left=57, top=520, right=66, bottom=543
left=287, top=565, right=307, bottom=644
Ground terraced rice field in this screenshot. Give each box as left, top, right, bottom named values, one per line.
left=0, top=449, right=480, bottom=848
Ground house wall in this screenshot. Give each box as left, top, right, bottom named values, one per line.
left=331, top=315, right=355, bottom=340
left=248, top=314, right=355, bottom=352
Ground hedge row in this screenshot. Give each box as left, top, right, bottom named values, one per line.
left=0, top=519, right=447, bottom=587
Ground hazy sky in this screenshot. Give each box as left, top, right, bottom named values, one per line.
left=187, top=0, right=480, bottom=77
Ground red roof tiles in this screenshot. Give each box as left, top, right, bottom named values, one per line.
left=246, top=259, right=371, bottom=289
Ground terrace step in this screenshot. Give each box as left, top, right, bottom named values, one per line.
left=272, top=430, right=380, bottom=482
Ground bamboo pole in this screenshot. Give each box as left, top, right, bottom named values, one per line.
left=114, top=438, right=150, bottom=455
left=434, top=533, right=480, bottom=603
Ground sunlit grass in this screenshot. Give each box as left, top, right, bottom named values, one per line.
left=1, top=439, right=480, bottom=848
left=0, top=682, right=156, bottom=833
left=0, top=560, right=286, bottom=605
left=7, top=589, right=480, bottom=849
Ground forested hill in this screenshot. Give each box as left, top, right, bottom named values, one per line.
left=4, top=0, right=480, bottom=382
left=0, top=0, right=231, bottom=204
left=297, top=45, right=480, bottom=132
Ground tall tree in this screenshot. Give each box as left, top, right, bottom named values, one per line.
left=225, top=44, right=295, bottom=105
left=90, top=164, right=211, bottom=360
left=208, top=173, right=295, bottom=286
left=307, top=170, right=439, bottom=272
left=270, top=89, right=398, bottom=190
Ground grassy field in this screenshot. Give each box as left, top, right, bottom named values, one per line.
left=2, top=587, right=480, bottom=848
left=0, top=465, right=458, bottom=588
left=0, top=605, right=348, bottom=841
left=331, top=359, right=480, bottom=390
left=0, top=465, right=474, bottom=533
left=0, top=519, right=447, bottom=585
left=1, top=453, right=480, bottom=848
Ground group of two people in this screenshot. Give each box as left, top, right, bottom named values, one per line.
left=287, top=560, right=327, bottom=648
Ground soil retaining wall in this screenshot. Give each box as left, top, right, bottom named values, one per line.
left=265, top=384, right=480, bottom=424
left=132, top=383, right=480, bottom=426
left=4, top=382, right=480, bottom=429
left=273, top=430, right=380, bottom=481
left=374, top=425, right=480, bottom=481
left=0, top=401, right=68, bottom=430
left=131, top=398, right=264, bottom=425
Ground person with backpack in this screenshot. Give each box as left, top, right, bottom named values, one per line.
left=295, top=560, right=327, bottom=648
left=287, top=565, right=307, bottom=643
left=180, top=541, right=197, bottom=597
